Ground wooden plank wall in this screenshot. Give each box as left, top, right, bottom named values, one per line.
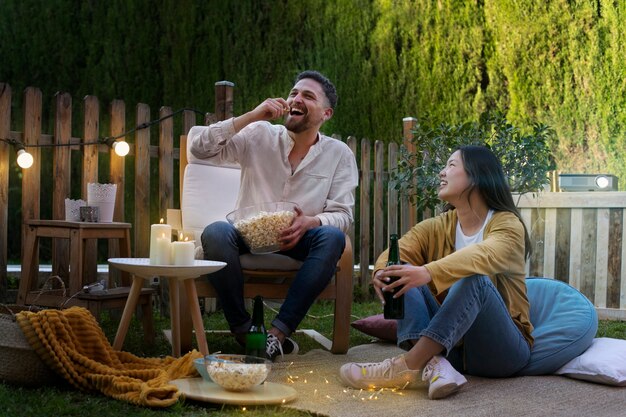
left=517, top=192, right=626, bottom=319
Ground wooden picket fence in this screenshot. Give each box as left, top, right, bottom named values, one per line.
left=0, top=81, right=624, bottom=320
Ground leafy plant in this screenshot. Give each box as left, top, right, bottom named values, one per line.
left=392, top=113, right=555, bottom=211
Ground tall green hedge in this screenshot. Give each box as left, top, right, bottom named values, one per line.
left=1, top=0, right=625, bottom=186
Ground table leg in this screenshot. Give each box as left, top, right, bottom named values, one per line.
left=118, top=229, right=132, bottom=286
left=169, top=279, right=181, bottom=357
left=17, top=226, right=39, bottom=304
left=69, top=229, right=83, bottom=295
left=184, top=278, right=209, bottom=356
left=112, top=276, right=143, bottom=350
left=179, top=288, right=193, bottom=353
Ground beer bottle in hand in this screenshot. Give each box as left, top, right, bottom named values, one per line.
left=246, top=295, right=268, bottom=358
left=383, top=234, right=404, bottom=319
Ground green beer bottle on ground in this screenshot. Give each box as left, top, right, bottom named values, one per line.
left=246, top=295, right=268, bottom=358
left=383, top=234, right=404, bottom=319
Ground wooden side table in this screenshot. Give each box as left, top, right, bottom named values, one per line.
left=18, top=220, right=132, bottom=306
left=108, top=258, right=226, bottom=356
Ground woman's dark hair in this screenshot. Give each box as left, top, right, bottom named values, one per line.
left=444, top=145, right=532, bottom=259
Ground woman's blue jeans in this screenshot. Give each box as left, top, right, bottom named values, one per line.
left=201, top=221, right=345, bottom=337
left=397, top=275, right=531, bottom=377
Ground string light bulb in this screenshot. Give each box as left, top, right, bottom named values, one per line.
left=16, top=147, right=34, bottom=169
left=112, top=140, right=130, bottom=157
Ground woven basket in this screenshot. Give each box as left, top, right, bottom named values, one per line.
left=0, top=305, right=58, bottom=386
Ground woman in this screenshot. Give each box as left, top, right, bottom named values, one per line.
left=340, top=145, right=534, bottom=399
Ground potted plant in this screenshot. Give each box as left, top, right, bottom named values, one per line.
left=392, top=112, right=556, bottom=212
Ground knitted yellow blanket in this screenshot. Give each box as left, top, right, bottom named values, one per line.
left=16, top=306, right=202, bottom=407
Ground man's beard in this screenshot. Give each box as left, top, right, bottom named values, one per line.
left=284, top=114, right=313, bottom=133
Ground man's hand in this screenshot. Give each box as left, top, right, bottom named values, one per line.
left=278, top=206, right=320, bottom=251
left=251, top=98, right=290, bottom=122
left=371, top=264, right=432, bottom=303
left=233, top=98, right=290, bottom=133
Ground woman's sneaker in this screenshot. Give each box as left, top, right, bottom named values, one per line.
left=421, top=355, right=467, bottom=399
left=266, top=334, right=299, bottom=361
left=339, top=355, right=423, bottom=389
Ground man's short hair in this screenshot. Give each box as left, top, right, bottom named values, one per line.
left=295, top=70, right=338, bottom=110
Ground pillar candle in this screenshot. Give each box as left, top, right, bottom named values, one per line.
left=154, top=233, right=172, bottom=265
left=171, top=241, right=195, bottom=265
left=150, top=221, right=172, bottom=265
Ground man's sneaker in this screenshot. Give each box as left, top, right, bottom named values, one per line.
left=266, top=334, right=299, bottom=362
left=339, top=355, right=423, bottom=390
left=421, top=355, right=467, bottom=399
left=281, top=336, right=298, bottom=355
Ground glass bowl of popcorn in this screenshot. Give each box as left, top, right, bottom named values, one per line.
left=205, top=354, right=271, bottom=392
left=226, top=201, right=297, bottom=254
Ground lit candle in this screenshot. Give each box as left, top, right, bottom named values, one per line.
left=181, top=230, right=196, bottom=243
left=150, top=219, right=172, bottom=265
left=171, top=240, right=195, bottom=265
left=154, top=232, right=172, bottom=265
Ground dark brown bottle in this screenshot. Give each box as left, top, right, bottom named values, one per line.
left=383, top=234, right=404, bottom=319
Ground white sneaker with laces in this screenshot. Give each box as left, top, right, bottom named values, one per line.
left=339, top=355, right=423, bottom=390
left=422, top=355, right=467, bottom=399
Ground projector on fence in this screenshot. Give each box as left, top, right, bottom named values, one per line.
left=558, top=174, right=618, bottom=192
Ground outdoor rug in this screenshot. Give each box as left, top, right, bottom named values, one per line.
left=267, top=343, right=625, bottom=417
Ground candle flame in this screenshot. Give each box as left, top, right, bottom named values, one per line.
left=159, top=218, right=164, bottom=224
left=179, top=232, right=183, bottom=241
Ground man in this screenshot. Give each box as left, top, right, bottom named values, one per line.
left=188, top=70, right=358, bottom=360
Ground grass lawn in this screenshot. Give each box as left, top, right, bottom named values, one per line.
left=1, top=299, right=625, bottom=417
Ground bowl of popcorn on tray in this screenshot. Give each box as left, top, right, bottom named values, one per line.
left=205, top=354, right=272, bottom=392
left=226, top=202, right=297, bottom=254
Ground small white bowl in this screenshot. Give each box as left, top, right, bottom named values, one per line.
left=205, top=354, right=271, bottom=392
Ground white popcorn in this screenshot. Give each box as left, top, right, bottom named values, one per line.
left=234, top=210, right=295, bottom=252
left=206, top=361, right=269, bottom=391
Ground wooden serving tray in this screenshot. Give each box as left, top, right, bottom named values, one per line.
left=170, top=378, right=297, bottom=405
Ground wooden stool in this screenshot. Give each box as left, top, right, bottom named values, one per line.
left=16, top=220, right=154, bottom=343
left=18, top=220, right=132, bottom=304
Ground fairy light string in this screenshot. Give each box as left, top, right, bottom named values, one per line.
left=0, top=107, right=206, bottom=167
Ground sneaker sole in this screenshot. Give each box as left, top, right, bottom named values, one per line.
left=429, top=381, right=464, bottom=400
